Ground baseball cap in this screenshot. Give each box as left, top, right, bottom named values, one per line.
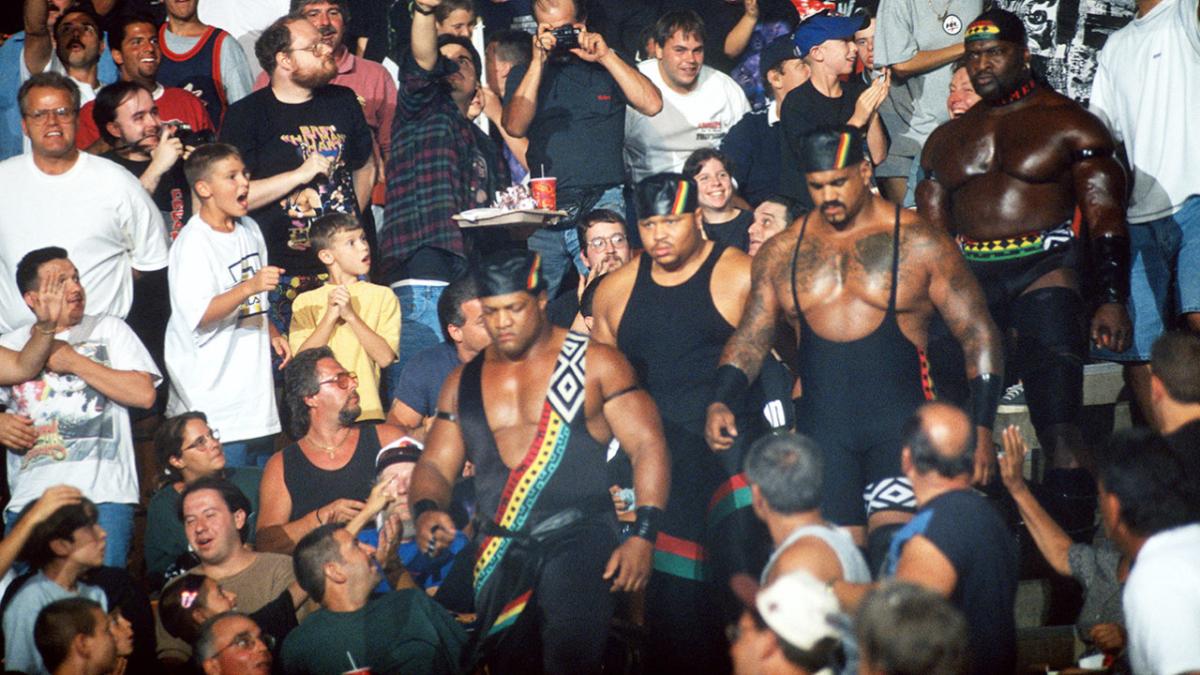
left=756, top=570, right=843, bottom=653
left=759, top=34, right=800, bottom=82
left=792, top=11, right=866, bottom=58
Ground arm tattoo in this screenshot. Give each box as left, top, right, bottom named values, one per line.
left=720, top=240, right=785, bottom=379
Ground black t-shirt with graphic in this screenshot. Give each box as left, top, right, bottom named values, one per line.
left=104, top=151, right=192, bottom=242
left=220, top=84, right=373, bottom=275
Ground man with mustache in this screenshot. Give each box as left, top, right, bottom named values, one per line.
left=707, top=126, right=1002, bottom=572
left=19, top=1, right=104, bottom=108
left=220, top=13, right=376, bottom=352
left=918, top=10, right=1131, bottom=485
left=256, top=347, right=410, bottom=554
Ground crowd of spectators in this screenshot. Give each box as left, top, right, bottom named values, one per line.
left=0, top=0, right=1197, bottom=673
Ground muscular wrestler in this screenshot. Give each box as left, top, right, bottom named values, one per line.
left=409, top=250, right=669, bottom=675
left=592, top=173, right=769, bottom=674
left=706, top=125, right=1003, bottom=570
left=917, top=9, right=1132, bottom=470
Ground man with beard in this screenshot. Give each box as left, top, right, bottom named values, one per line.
left=918, top=10, right=1131, bottom=477
left=411, top=250, right=669, bottom=674
left=256, top=347, right=410, bottom=554
left=76, top=14, right=214, bottom=155
left=706, top=126, right=1002, bottom=572
left=219, top=14, right=375, bottom=342
left=159, top=0, right=255, bottom=126
left=546, top=209, right=634, bottom=330
left=502, top=0, right=662, bottom=298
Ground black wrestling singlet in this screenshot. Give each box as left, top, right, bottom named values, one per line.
left=791, top=206, right=929, bottom=526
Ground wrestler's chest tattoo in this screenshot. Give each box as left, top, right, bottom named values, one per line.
left=792, top=233, right=897, bottom=289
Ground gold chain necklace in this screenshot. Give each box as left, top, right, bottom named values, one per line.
left=307, top=429, right=350, bottom=459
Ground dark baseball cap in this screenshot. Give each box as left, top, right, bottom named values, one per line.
left=759, top=34, right=800, bottom=82
left=793, top=12, right=866, bottom=57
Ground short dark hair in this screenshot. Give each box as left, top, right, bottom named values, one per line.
left=760, top=194, right=804, bottom=225
left=290, top=0, right=351, bottom=19
left=309, top=212, right=363, bottom=255
left=183, top=142, right=242, bottom=188
left=653, top=9, right=705, bottom=47
left=107, top=13, right=159, bottom=53
left=577, top=208, right=627, bottom=246
left=17, top=496, right=100, bottom=570
left=437, top=34, right=482, bottom=76
left=18, top=71, right=82, bottom=117
left=434, top=0, right=475, bottom=22
left=283, top=345, right=335, bottom=438
left=902, top=405, right=976, bottom=479
left=487, top=29, right=533, bottom=67
left=437, top=275, right=480, bottom=339
left=16, top=246, right=69, bottom=295
left=1151, top=331, right=1200, bottom=404
left=91, top=80, right=150, bottom=145
left=745, top=432, right=824, bottom=513
left=293, top=523, right=345, bottom=603
left=195, top=611, right=249, bottom=662
left=155, top=411, right=211, bottom=485
left=857, top=581, right=968, bottom=675
left=35, top=598, right=105, bottom=672
left=682, top=147, right=733, bottom=182
left=159, top=573, right=209, bottom=644
left=256, top=14, right=302, bottom=74
left=1096, top=428, right=1200, bottom=537
left=178, top=477, right=253, bottom=543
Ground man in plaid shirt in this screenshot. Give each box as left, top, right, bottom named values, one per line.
left=381, top=0, right=509, bottom=381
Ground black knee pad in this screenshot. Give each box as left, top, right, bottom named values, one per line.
left=1012, top=287, right=1087, bottom=429
left=866, top=523, right=905, bottom=579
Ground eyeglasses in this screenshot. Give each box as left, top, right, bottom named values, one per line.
left=24, top=107, right=77, bottom=123
left=57, top=22, right=99, bottom=36
left=587, top=233, right=627, bottom=250
left=318, top=371, right=358, bottom=390
left=213, top=631, right=275, bottom=657
left=182, top=429, right=221, bottom=452
left=287, top=41, right=329, bottom=56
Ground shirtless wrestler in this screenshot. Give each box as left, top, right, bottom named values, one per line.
left=706, top=125, right=1003, bottom=570
left=917, top=9, right=1132, bottom=470
left=408, top=250, right=669, bottom=675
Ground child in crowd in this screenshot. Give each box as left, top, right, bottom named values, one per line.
left=288, top=213, right=400, bottom=422
left=164, top=144, right=290, bottom=469
left=683, top=148, right=753, bottom=252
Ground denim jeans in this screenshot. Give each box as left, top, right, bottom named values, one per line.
left=386, top=283, right=448, bottom=402
left=6, top=501, right=133, bottom=568
left=222, top=434, right=277, bottom=469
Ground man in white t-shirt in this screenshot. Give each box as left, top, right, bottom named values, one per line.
left=0, top=72, right=169, bottom=334
left=624, top=9, right=750, bottom=187
left=0, top=248, right=160, bottom=570
left=1095, top=430, right=1200, bottom=675
left=1088, top=0, right=1200, bottom=424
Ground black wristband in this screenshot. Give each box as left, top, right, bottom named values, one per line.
left=412, top=2, right=434, bottom=15
left=632, top=506, right=664, bottom=543
left=967, top=373, right=1003, bottom=430
left=412, top=499, right=441, bottom=521
left=713, top=364, right=751, bottom=409
left=1092, top=235, right=1131, bottom=306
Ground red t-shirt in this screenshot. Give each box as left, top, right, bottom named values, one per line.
left=77, top=85, right=214, bottom=150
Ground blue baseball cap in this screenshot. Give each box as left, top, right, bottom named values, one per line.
left=792, top=12, right=866, bottom=58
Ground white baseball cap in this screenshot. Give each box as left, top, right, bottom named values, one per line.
left=755, top=570, right=842, bottom=652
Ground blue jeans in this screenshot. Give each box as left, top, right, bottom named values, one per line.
left=5, top=501, right=133, bottom=568
left=528, top=185, right=625, bottom=298
left=386, top=283, right=447, bottom=402
left=1093, top=195, right=1200, bottom=361
left=222, top=434, right=277, bottom=469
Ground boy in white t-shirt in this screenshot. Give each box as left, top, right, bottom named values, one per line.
left=289, top=213, right=400, bottom=422
left=165, top=143, right=291, bottom=468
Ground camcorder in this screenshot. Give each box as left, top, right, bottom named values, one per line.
left=551, top=25, right=580, bottom=51
left=167, top=121, right=216, bottom=147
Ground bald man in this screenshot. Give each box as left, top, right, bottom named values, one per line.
left=834, top=402, right=1018, bottom=675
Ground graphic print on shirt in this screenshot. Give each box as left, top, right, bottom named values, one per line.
left=228, top=252, right=267, bottom=318
left=278, top=125, right=353, bottom=252
left=3, top=343, right=116, bottom=470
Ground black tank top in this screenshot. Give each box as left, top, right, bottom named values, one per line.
left=283, top=424, right=381, bottom=520
left=791, top=207, right=927, bottom=434
left=458, top=333, right=611, bottom=528
left=617, top=243, right=736, bottom=426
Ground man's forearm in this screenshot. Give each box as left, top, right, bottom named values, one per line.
left=247, top=169, right=309, bottom=211
left=603, top=52, right=662, bottom=116
left=69, top=360, right=156, bottom=409
left=503, top=60, right=544, bottom=137
left=889, top=44, right=964, bottom=78
left=411, top=4, right=440, bottom=71
left=23, top=0, right=52, bottom=74
left=352, top=162, right=375, bottom=213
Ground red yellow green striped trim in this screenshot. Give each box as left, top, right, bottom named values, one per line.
left=653, top=532, right=708, bottom=581
left=707, top=473, right=754, bottom=526
left=486, top=588, right=533, bottom=637
left=965, top=21, right=1001, bottom=41
left=833, top=133, right=854, bottom=169
left=670, top=181, right=691, bottom=215
left=526, top=253, right=541, bottom=291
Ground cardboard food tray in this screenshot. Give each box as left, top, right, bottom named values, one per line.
left=453, top=208, right=568, bottom=228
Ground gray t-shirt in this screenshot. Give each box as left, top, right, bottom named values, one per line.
left=874, top=0, right=983, bottom=157
left=162, top=28, right=254, bottom=106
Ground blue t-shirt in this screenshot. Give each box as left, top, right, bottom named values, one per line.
left=394, top=341, right=460, bottom=418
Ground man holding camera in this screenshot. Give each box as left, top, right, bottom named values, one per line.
left=502, top=0, right=662, bottom=298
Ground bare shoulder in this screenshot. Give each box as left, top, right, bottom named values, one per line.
left=753, top=221, right=803, bottom=278
left=594, top=256, right=640, bottom=304
left=584, top=339, right=638, bottom=385
left=715, top=245, right=753, bottom=283
left=900, top=210, right=958, bottom=259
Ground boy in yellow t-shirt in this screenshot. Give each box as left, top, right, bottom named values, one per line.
left=289, top=214, right=400, bottom=420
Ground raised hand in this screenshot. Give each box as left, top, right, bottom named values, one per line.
left=31, top=270, right=66, bottom=328
left=297, top=151, right=334, bottom=183
left=250, top=265, right=285, bottom=294
left=573, top=26, right=611, bottom=63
